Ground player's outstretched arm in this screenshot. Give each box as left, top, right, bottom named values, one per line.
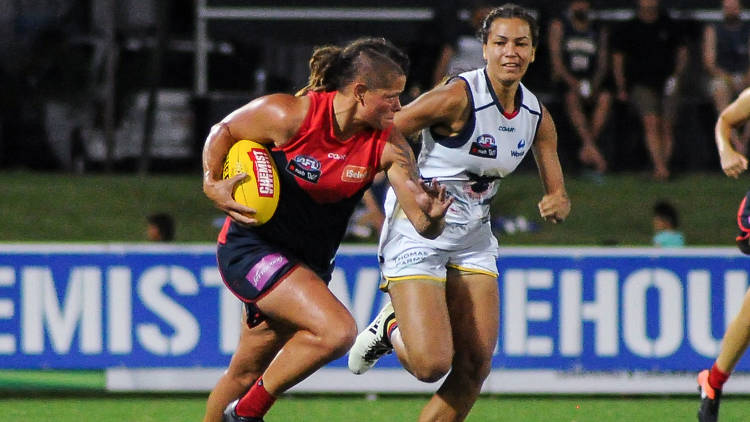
left=381, top=130, right=452, bottom=239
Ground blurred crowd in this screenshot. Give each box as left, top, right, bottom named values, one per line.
left=0, top=0, right=746, bottom=179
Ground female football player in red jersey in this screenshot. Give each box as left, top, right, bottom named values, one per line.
left=697, top=87, right=750, bottom=422
left=348, top=5, right=569, bottom=421
left=201, top=37, right=452, bottom=422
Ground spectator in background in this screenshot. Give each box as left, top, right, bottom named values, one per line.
left=548, top=0, right=611, bottom=175
left=146, top=213, right=175, bottom=242
left=652, top=200, right=684, bottom=247
left=612, top=0, right=688, bottom=181
left=431, top=0, right=494, bottom=86
left=703, top=0, right=750, bottom=154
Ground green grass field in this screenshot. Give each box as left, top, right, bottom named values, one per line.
left=0, top=370, right=748, bottom=421
left=1, top=393, right=749, bottom=421
left=0, top=169, right=745, bottom=245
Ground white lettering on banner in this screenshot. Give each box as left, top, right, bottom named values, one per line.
left=0, top=267, right=16, bottom=354
left=504, top=269, right=554, bottom=356
left=623, top=269, right=683, bottom=357
left=688, top=270, right=748, bottom=357
left=107, top=267, right=132, bottom=354
left=560, top=270, right=619, bottom=357
left=329, top=267, right=382, bottom=331
left=201, top=267, right=241, bottom=354
left=688, top=270, right=720, bottom=356
left=725, top=271, right=748, bottom=326
left=21, top=266, right=102, bottom=354
left=136, top=266, right=199, bottom=356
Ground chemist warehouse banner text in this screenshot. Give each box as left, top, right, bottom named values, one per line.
left=0, top=244, right=747, bottom=371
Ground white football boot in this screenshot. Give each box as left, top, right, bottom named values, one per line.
left=348, top=301, right=396, bottom=374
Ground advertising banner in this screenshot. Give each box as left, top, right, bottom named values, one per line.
left=0, top=244, right=747, bottom=376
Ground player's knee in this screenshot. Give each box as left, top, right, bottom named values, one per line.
left=319, top=315, right=357, bottom=359
left=453, top=353, right=492, bottom=386
left=411, top=354, right=452, bottom=383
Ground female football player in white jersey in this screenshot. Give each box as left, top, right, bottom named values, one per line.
left=348, top=4, right=570, bottom=421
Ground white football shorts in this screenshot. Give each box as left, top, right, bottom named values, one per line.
left=378, top=219, right=499, bottom=291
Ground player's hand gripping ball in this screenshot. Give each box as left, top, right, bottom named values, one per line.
left=222, top=140, right=280, bottom=225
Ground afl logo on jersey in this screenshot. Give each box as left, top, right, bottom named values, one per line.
left=469, top=134, right=497, bottom=158
left=286, top=155, right=321, bottom=183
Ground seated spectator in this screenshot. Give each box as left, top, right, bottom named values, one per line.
left=612, top=0, right=688, bottom=181
left=146, top=213, right=175, bottom=242
left=652, top=200, right=684, bottom=248
left=703, top=0, right=750, bottom=154
left=548, top=0, right=611, bottom=175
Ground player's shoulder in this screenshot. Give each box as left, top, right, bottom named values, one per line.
left=253, top=93, right=310, bottom=116
left=245, top=93, right=311, bottom=133
left=425, top=78, right=471, bottom=113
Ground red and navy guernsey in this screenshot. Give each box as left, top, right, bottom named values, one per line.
left=219, top=90, right=390, bottom=276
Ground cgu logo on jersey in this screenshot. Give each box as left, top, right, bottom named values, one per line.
left=286, top=155, right=322, bottom=183
left=341, top=165, right=370, bottom=183
left=250, top=149, right=275, bottom=197
left=469, top=134, right=497, bottom=158
left=511, top=139, right=526, bottom=158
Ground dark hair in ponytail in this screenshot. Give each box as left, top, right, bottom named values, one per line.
left=478, top=3, right=539, bottom=47
left=296, top=37, right=409, bottom=96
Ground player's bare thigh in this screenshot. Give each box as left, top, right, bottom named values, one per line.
left=388, top=279, right=453, bottom=372
left=445, top=268, right=499, bottom=364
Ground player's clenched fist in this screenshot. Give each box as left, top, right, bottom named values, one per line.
left=538, top=191, right=570, bottom=224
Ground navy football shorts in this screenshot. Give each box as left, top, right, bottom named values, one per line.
left=217, top=229, right=333, bottom=327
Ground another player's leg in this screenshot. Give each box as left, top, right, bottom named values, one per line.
left=349, top=275, right=453, bottom=381
left=418, top=269, right=499, bottom=422
left=387, top=279, right=453, bottom=382
left=225, top=265, right=358, bottom=421
left=698, top=288, right=750, bottom=421
left=348, top=300, right=397, bottom=374
left=203, top=312, right=290, bottom=422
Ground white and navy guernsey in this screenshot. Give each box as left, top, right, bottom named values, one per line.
left=415, top=67, right=542, bottom=224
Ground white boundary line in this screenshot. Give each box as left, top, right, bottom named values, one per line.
left=106, top=367, right=750, bottom=394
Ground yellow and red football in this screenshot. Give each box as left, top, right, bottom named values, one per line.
left=222, top=140, right=280, bottom=224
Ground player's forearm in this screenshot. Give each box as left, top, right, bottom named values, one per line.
left=715, top=115, right=736, bottom=155
left=202, top=123, right=236, bottom=183
left=417, top=213, right=445, bottom=240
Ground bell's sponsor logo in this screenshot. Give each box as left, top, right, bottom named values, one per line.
left=342, top=165, right=370, bottom=182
